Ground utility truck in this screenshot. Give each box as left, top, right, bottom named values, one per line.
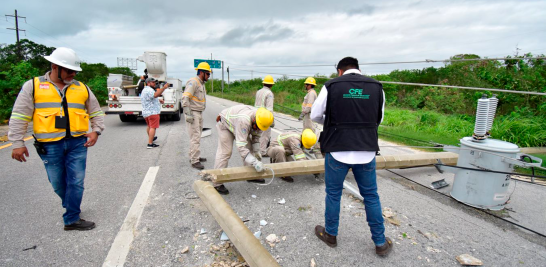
left=105, top=51, right=183, bottom=122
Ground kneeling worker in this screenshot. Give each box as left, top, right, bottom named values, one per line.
left=266, top=129, right=317, bottom=182
left=213, top=105, right=274, bottom=195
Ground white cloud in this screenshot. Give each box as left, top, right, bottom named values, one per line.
left=1, top=0, right=545, bottom=82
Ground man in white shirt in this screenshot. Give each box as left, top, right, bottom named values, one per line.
left=310, top=57, right=392, bottom=256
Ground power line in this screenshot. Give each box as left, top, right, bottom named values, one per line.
left=227, top=56, right=546, bottom=69
left=228, top=68, right=546, bottom=96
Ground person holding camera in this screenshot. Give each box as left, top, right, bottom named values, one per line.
left=182, top=62, right=210, bottom=170
left=141, top=77, right=168, bottom=149
left=310, top=57, right=392, bottom=256
left=9, top=47, right=105, bottom=231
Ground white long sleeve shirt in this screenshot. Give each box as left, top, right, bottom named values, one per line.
left=310, top=69, right=385, bottom=164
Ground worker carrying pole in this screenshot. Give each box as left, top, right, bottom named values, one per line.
left=254, top=75, right=275, bottom=157
left=182, top=62, right=210, bottom=170
left=266, top=129, right=317, bottom=182
left=213, top=105, right=274, bottom=195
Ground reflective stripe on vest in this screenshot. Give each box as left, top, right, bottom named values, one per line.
left=33, top=77, right=90, bottom=142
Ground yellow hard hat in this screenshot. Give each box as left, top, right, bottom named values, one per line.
left=263, top=75, right=275, bottom=85
left=195, top=62, right=212, bottom=72
left=302, top=129, right=317, bottom=149
left=255, top=107, right=274, bottom=131
left=304, top=77, right=317, bottom=86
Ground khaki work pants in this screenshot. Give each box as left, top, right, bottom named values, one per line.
left=214, top=121, right=253, bottom=186
left=186, top=111, right=203, bottom=164
left=266, top=146, right=295, bottom=163
left=259, top=128, right=271, bottom=156
left=303, top=113, right=315, bottom=132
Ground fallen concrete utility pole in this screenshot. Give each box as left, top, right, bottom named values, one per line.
left=520, top=147, right=546, bottom=154
left=201, top=152, right=459, bottom=183
left=192, top=180, right=280, bottom=267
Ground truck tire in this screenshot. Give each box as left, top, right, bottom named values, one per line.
left=119, top=114, right=137, bottom=122
left=172, top=105, right=182, bottom=121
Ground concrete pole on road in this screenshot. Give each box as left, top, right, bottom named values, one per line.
left=222, top=61, right=224, bottom=94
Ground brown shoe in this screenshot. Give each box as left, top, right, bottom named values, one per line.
left=280, top=176, right=294, bottom=183
left=191, top=162, right=205, bottom=170
left=315, top=225, right=337, bottom=247
left=375, top=237, right=393, bottom=257
left=214, top=185, right=229, bottom=195
left=199, top=157, right=207, bottom=162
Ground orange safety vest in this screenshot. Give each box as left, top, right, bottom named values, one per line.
left=33, top=76, right=89, bottom=142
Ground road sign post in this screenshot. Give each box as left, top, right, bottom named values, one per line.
left=194, top=59, right=222, bottom=93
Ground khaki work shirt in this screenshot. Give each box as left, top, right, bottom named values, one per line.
left=8, top=72, right=105, bottom=149
left=270, top=131, right=306, bottom=161
left=182, top=76, right=206, bottom=111
left=219, top=105, right=262, bottom=159
left=255, top=86, right=274, bottom=111
left=302, top=89, right=317, bottom=114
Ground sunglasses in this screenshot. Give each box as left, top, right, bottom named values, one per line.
left=205, top=72, right=211, bottom=76
left=64, top=69, right=78, bottom=75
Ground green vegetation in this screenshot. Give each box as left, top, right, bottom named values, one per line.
left=209, top=53, right=546, bottom=148
left=0, top=39, right=136, bottom=122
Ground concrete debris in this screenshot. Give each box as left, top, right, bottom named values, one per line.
left=211, top=245, right=221, bottom=251
left=456, top=254, right=483, bottom=266
left=200, top=228, right=207, bottom=235
left=260, top=220, right=268, bottom=226
left=181, top=246, right=189, bottom=254
left=220, top=232, right=230, bottom=241
left=251, top=195, right=257, bottom=199
left=383, top=207, right=401, bottom=226
left=266, top=234, right=279, bottom=243
left=254, top=231, right=262, bottom=238
left=278, top=198, right=286, bottom=204
left=310, top=258, right=316, bottom=267
left=282, top=236, right=287, bottom=241
left=426, top=246, right=441, bottom=253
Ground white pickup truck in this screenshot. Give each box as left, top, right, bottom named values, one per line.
left=105, top=51, right=183, bottom=122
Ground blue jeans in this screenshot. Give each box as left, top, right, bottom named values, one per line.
left=324, top=153, right=386, bottom=246
left=38, top=137, right=88, bottom=225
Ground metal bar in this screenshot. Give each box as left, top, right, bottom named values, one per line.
left=192, top=181, right=280, bottom=267
left=201, top=152, right=459, bottom=183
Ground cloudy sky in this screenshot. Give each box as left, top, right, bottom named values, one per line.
left=1, top=0, right=545, bottom=83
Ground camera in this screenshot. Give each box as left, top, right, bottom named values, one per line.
left=143, top=69, right=148, bottom=80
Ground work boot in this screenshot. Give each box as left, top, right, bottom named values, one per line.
left=189, top=158, right=207, bottom=163
left=214, top=185, right=229, bottom=195
left=315, top=225, right=337, bottom=247
left=64, top=219, right=96, bottom=231
left=192, top=162, right=205, bottom=170
left=375, top=237, right=393, bottom=257
left=247, top=179, right=266, bottom=184
left=280, top=176, right=294, bottom=183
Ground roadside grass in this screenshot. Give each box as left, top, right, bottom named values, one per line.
left=209, top=78, right=546, bottom=177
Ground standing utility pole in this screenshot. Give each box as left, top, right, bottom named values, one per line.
left=221, top=61, right=224, bottom=94
left=5, top=10, right=27, bottom=60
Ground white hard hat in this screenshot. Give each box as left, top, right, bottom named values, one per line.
left=44, top=47, right=83, bottom=71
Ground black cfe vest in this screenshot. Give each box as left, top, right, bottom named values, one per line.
left=320, top=73, right=383, bottom=153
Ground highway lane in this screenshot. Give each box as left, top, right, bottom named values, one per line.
left=1, top=95, right=545, bottom=266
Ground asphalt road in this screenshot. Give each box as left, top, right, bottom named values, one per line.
left=1, top=95, right=545, bottom=266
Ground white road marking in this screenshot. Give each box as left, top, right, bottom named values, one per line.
left=103, top=166, right=160, bottom=267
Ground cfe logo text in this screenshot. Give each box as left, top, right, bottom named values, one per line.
left=343, top=88, right=370, bottom=99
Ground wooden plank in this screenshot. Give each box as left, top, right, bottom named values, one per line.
left=201, top=152, right=459, bottom=183
left=193, top=181, right=280, bottom=267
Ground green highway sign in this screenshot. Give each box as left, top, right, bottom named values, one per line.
left=194, top=59, right=222, bottom=69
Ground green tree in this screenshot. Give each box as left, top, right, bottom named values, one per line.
left=0, top=62, right=40, bottom=121
left=0, top=39, right=55, bottom=73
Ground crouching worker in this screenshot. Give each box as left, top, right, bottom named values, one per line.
left=266, top=129, right=317, bottom=182
left=213, top=105, right=274, bottom=195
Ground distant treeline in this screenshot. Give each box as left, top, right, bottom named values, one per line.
left=0, top=39, right=137, bottom=122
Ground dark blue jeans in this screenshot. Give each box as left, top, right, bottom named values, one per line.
left=39, top=137, right=88, bottom=225
left=324, top=153, right=386, bottom=246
